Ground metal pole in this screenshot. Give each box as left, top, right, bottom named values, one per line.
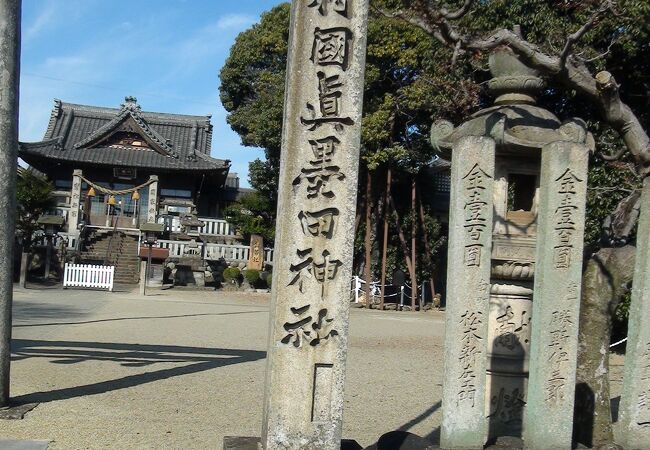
left=0, top=0, right=21, bottom=406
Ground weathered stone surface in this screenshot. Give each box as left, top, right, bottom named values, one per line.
left=524, top=141, right=588, bottom=449
left=223, top=437, right=362, bottom=450
left=0, top=0, right=21, bottom=406
left=441, top=136, right=495, bottom=449
left=619, top=177, right=650, bottom=449
left=247, top=234, right=264, bottom=271
left=139, top=260, right=147, bottom=295
left=486, top=294, right=530, bottom=439
left=261, top=1, right=369, bottom=449
left=19, top=252, right=28, bottom=288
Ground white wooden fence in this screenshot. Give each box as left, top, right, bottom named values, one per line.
left=63, top=264, right=115, bottom=291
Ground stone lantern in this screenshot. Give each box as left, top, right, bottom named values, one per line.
left=431, top=47, right=594, bottom=441
left=37, top=214, right=65, bottom=280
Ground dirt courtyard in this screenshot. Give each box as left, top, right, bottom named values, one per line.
left=0, top=287, right=447, bottom=449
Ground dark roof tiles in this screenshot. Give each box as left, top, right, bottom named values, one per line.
left=22, top=97, right=228, bottom=172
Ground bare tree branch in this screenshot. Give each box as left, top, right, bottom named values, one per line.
left=375, top=1, right=650, bottom=175
left=439, top=0, right=474, bottom=20
left=559, top=1, right=613, bottom=68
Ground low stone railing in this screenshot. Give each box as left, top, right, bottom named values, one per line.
left=157, top=239, right=274, bottom=265
left=165, top=217, right=238, bottom=237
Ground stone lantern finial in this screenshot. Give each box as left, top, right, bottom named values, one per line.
left=488, top=47, right=545, bottom=105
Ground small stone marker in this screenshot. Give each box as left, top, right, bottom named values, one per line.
left=524, top=141, right=588, bottom=449
left=441, top=136, right=495, bottom=449
left=260, top=0, right=369, bottom=449
left=68, top=169, right=82, bottom=234
left=247, top=234, right=264, bottom=271
left=619, top=176, right=650, bottom=449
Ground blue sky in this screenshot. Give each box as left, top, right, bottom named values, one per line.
left=20, top=0, right=285, bottom=187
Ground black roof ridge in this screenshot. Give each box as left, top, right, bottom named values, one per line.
left=194, top=150, right=231, bottom=166
left=58, top=100, right=212, bottom=123
left=20, top=136, right=63, bottom=149
left=73, top=105, right=178, bottom=158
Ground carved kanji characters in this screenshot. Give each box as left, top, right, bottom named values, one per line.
left=307, top=0, right=347, bottom=17
left=301, top=72, right=354, bottom=132
left=546, top=370, right=566, bottom=403
left=298, top=208, right=339, bottom=238
left=293, top=136, right=346, bottom=198
left=312, top=27, right=351, bottom=69
left=280, top=305, right=338, bottom=348
left=464, top=244, right=481, bottom=267
left=288, top=249, right=343, bottom=296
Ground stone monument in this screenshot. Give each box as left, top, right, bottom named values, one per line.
left=224, top=0, right=369, bottom=447
left=431, top=47, right=593, bottom=448
left=247, top=234, right=264, bottom=271
left=619, top=176, right=650, bottom=449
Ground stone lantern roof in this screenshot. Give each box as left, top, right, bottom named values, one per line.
left=430, top=47, right=594, bottom=157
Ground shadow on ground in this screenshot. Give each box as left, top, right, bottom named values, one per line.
left=14, top=309, right=266, bottom=328
left=10, top=339, right=266, bottom=404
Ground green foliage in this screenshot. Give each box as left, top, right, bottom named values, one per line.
left=223, top=192, right=275, bottom=241
left=222, top=0, right=649, bottom=303
left=16, top=170, right=55, bottom=248
left=223, top=267, right=241, bottom=284
left=244, top=269, right=260, bottom=285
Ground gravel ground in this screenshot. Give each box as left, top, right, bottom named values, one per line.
left=0, top=287, right=444, bottom=449
left=0, top=286, right=627, bottom=449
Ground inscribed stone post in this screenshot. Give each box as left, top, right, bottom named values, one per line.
left=261, top=0, right=369, bottom=448
left=619, top=176, right=650, bottom=449
left=68, top=169, right=82, bottom=234
left=524, top=141, right=588, bottom=449
left=247, top=234, right=264, bottom=271
left=441, top=136, right=495, bottom=449
left=0, top=0, right=20, bottom=406
left=147, top=175, right=158, bottom=223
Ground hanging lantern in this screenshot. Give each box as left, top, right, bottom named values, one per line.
left=132, top=190, right=140, bottom=201
left=87, top=187, right=96, bottom=197
left=108, top=195, right=117, bottom=206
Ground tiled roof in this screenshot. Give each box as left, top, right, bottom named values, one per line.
left=19, top=97, right=229, bottom=172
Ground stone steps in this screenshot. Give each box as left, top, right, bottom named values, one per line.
left=79, top=231, right=141, bottom=284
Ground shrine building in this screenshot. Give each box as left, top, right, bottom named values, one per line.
left=18, top=96, right=261, bottom=283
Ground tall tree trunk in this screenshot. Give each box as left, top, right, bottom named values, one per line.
left=418, top=189, right=436, bottom=298
left=364, top=170, right=372, bottom=307
left=410, top=175, right=417, bottom=310
left=387, top=188, right=416, bottom=310
left=0, top=0, right=20, bottom=407
left=573, top=245, right=636, bottom=448
left=380, top=167, right=391, bottom=310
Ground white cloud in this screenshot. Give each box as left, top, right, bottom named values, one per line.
left=24, top=0, right=57, bottom=41
left=215, top=14, right=256, bottom=31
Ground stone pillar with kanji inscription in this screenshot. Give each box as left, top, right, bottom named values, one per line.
left=247, top=234, right=264, bottom=271
left=431, top=47, right=596, bottom=444
left=68, top=169, right=82, bottom=234
left=524, top=141, right=588, bottom=449
left=619, top=176, right=650, bottom=449
left=259, top=0, right=369, bottom=449
left=440, top=136, right=495, bottom=449
left=147, top=175, right=158, bottom=223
